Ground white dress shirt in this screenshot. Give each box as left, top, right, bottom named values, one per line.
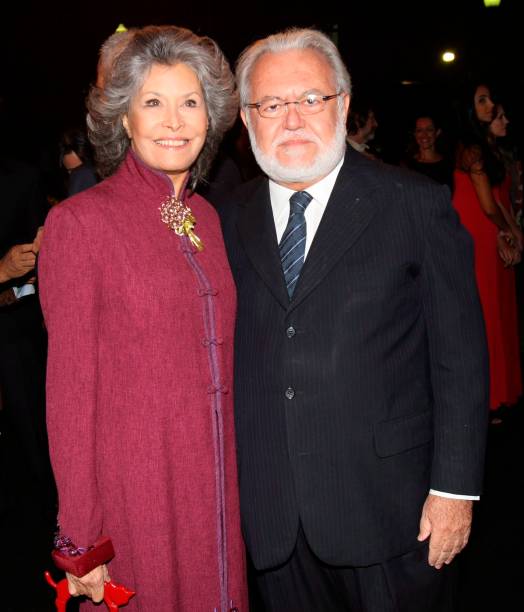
left=269, top=157, right=344, bottom=259
left=347, top=137, right=370, bottom=154
left=267, top=157, right=478, bottom=502
left=13, top=284, right=35, bottom=299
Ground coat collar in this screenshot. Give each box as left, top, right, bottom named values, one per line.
left=115, top=149, right=191, bottom=199
left=236, top=147, right=385, bottom=312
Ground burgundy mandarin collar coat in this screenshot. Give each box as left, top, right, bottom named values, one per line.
left=39, top=150, right=247, bottom=610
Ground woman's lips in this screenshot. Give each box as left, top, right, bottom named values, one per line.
left=154, top=139, right=189, bottom=148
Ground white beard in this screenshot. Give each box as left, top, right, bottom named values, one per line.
left=246, top=108, right=347, bottom=185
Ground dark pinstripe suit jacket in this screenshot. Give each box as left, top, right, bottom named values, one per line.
left=221, top=147, right=489, bottom=571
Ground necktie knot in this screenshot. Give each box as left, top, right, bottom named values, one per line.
left=289, top=191, right=313, bottom=215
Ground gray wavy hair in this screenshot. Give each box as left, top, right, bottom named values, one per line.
left=236, top=28, right=351, bottom=107
left=87, top=25, right=238, bottom=187
left=96, top=29, right=137, bottom=88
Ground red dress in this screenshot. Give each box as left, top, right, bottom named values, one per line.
left=493, top=174, right=522, bottom=405
left=453, top=170, right=522, bottom=409
left=39, top=151, right=247, bottom=610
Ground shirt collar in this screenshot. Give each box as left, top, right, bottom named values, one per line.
left=268, top=156, right=345, bottom=215
left=347, top=138, right=369, bottom=153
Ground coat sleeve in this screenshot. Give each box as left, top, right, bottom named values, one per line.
left=39, top=203, right=103, bottom=547
left=421, top=184, right=489, bottom=495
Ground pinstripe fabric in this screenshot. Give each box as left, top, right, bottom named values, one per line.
left=221, top=148, right=489, bottom=573
left=279, top=191, right=312, bottom=297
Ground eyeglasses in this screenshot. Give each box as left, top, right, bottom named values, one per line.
left=245, top=92, right=343, bottom=118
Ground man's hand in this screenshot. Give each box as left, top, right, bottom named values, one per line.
left=66, top=564, right=110, bottom=602
left=0, top=244, right=36, bottom=282
left=417, top=494, right=473, bottom=569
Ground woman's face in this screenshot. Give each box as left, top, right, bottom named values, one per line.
left=123, top=62, right=208, bottom=192
left=474, top=85, right=495, bottom=123
left=414, top=117, right=439, bottom=151
left=490, top=105, right=509, bottom=138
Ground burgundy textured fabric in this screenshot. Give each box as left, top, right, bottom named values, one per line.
left=39, top=151, right=247, bottom=610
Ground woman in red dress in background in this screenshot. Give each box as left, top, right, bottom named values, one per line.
left=489, top=103, right=522, bottom=413
left=39, top=26, right=247, bottom=610
left=452, top=84, right=522, bottom=419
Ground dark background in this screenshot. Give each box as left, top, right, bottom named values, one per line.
left=1, top=0, right=522, bottom=164
left=1, top=4, right=522, bottom=610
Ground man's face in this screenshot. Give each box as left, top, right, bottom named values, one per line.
left=241, top=48, right=349, bottom=189
left=362, top=111, right=378, bottom=142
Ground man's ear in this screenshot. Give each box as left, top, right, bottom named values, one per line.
left=343, top=93, right=351, bottom=122
left=240, top=109, right=248, bottom=129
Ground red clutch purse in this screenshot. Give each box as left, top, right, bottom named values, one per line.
left=52, top=536, right=115, bottom=577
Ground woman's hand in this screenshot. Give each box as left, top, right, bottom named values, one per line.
left=66, top=563, right=110, bottom=602
left=497, top=200, right=523, bottom=252
left=511, top=226, right=523, bottom=252
left=497, top=233, right=520, bottom=266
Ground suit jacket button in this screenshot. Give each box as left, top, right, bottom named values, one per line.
left=286, top=326, right=296, bottom=338
left=285, top=387, right=295, bottom=400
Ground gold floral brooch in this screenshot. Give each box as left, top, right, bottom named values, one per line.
left=159, top=195, right=204, bottom=252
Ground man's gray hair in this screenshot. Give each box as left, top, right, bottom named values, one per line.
left=87, top=25, right=238, bottom=187
left=236, top=28, right=351, bottom=106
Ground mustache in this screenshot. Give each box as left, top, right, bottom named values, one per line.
left=273, top=130, right=323, bottom=147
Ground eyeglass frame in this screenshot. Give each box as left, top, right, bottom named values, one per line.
left=244, top=92, right=344, bottom=118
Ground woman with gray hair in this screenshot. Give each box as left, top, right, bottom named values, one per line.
left=39, top=25, right=247, bottom=610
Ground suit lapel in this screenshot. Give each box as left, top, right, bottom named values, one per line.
left=236, top=150, right=386, bottom=313
left=236, top=179, right=289, bottom=309
left=289, top=150, right=384, bottom=312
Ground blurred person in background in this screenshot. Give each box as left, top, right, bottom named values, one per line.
left=346, top=100, right=380, bottom=159
left=489, top=103, right=523, bottom=225
left=1, top=91, right=56, bottom=610
left=403, top=114, right=453, bottom=190
left=452, top=83, right=522, bottom=423
left=486, top=102, right=522, bottom=421
left=59, top=126, right=98, bottom=196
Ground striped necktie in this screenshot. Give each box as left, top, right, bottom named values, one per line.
left=279, top=190, right=313, bottom=298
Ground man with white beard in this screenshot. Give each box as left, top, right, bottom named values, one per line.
left=221, top=28, right=488, bottom=612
